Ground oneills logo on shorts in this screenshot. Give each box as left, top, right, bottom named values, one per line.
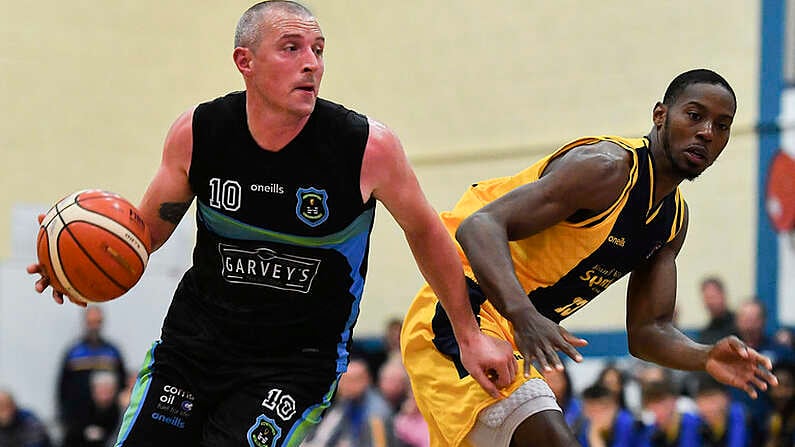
left=296, top=187, right=329, bottom=227
left=219, top=244, right=321, bottom=293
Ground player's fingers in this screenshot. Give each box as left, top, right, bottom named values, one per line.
left=749, top=348, right=773, bottom=371
left=471, top=369, right=501, bottom=399
left=557, top=340, right=584, bottom=364
left=756, top=367, right=779, bottom=387
left=727, top=336, right=750, bottom=358
left=535, top=347, right=551, bottom=372
left=51, top=290, right=64, bottom=305
left=744, top=385, right=758, bottom=400
left=26, top=263, right=41, bottom=274
left=749, top=375, right=768, bottom=392
left=520, top=348, right=533, bottom=378
left=493, top=364, right=513, bottom=389
left=545, top=344, right=565, bottom=371
left=560, top=328, right=589, bottom=348
left=37, top=214, right=45, bottom=224
left=508, top=355, right=518, bottom=380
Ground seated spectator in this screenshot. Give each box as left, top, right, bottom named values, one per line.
left=393, top=388, right=429, bottom=447
left=640, top=378, right=701, bottom=447
left=352, top=317, right=403, bottom=378
left=105, top=370, right=138, bottom=447
left=732, top=299, right=784, bottom=439
left=301, top=358, right=395, bottom=447
left=596, top=363, right=629, bottom=411
left=632, top=363, right=696, bottom=416
left=774, top=327, right=794, bottom=350
left=696, top=276, right=738, bottom=344
left=63, top=371, right=121, bottom=447
left=0, top=388, right=52, bottom=447
left=57, top=306, right=126, bottom=439
left=736, top=299, right=795, bottom=365
left=544, top=365, right=584, bottom=430
left=378, top=357, right=410, bottom=413
left=577, top=383, right=645, bottom=447
left=692, top=373, right=748, bottom=447
left=762, top=361, right=795, bottom=447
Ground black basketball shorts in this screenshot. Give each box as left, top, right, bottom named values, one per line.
left=113, top=341, right=338, bottom=447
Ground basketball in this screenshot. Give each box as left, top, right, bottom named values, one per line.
left=36, top=189, right=152, bottom=303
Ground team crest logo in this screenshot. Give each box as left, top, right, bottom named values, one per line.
left=296, top=187, right=329, bottom=227
left=247, top=414, right=282, bottom=447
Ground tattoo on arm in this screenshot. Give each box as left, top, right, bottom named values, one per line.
left=159, top=202, right=191, bottom=225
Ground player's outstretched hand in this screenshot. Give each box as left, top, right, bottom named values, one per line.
left=26, top=214, right=86, bottom=308
left=459, top=333, right=518, bottom=399
left=513, top=311, right=587, bottom=376
left=706, top=335, right=778, bottom=399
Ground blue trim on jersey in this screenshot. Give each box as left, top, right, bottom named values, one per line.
left=333, top=227, right=373, bottom=373
left=758, top=0, right=785, bottom=334
left=280, top=377, right=338, bottom=446
left=197, top=201, right=373, bottom=247
left=198, top=201, right=375, bottom=372
left=116, top=341, right=159, bottom=446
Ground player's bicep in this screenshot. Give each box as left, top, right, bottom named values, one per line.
left=361, top=120, right=439, bottom=233
left=138, top=108, right=196, bottom=251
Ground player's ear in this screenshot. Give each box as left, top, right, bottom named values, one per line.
left=652, top=102, right=666, bottom=129
left=233, top=47, right=254, bottom=76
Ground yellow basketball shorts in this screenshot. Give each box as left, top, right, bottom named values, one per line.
left=400, top=283, right=545, bottom=447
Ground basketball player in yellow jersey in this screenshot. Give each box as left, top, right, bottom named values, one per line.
left=401, top=69, right=779, bottom=447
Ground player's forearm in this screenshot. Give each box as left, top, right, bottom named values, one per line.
left=628, top=322, right=710, bottom=371
left=405, top=223, right=481, bottom=343
left=456, top=212, right=536, bottom=323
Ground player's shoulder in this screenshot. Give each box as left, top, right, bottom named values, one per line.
left=555, top=137, right=633, bottom=178
left=313, top=97, right=368, bottom=123
left=197, top=90, right=245, bottom=111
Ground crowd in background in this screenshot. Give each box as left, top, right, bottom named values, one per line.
left=2, top=276, right=795, bottom=446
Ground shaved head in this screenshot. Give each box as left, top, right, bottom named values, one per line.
left=234, top=1, right=315, bottom=49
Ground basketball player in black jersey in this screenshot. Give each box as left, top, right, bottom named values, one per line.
left=27, top=1, right=518, bottom=446
left=401, top=69, right=781, bottom=446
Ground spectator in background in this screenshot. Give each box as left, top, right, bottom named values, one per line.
left=56, top=307, right=126, bottom=439
left=301, top=357, right=395, bottom=447
left=774, top=327, right=795, bottom=351
left=576, top=383, right=643, bottom=447
left=641, top=378, right=701, bottom=447
left=393, top=388, right=430, bottom=447
left=596, top=363, right=629, bottom=411
left=63, top=371, right=121, bottom=447
left=0, top=388, right=52, bottom=447
left=696, top=276, right=738, bottom=344
left=378, top=357, right=410, bottom=413
left=544, top=366, right=584, bottom=431
left=353, top=317, right=404, bottom=379
left=105, top=371, right=138, bottom=447
left=733, top=298, right=790, bottom=438
left=632, top=363, right=697, bottom=418
left=763, top=362, right=795, bottom=447
left=735, top=299, right=795, bottom=364
left=692, top=373, right=748, bottom=447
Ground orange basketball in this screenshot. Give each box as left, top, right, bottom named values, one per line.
left=36, top=189, right=152, bottom=303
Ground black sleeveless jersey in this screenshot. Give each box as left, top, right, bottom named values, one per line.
left=160, top=92, right=375, bottom=375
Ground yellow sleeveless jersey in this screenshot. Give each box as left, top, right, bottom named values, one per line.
left=401, top=136, right=687, bottom=446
